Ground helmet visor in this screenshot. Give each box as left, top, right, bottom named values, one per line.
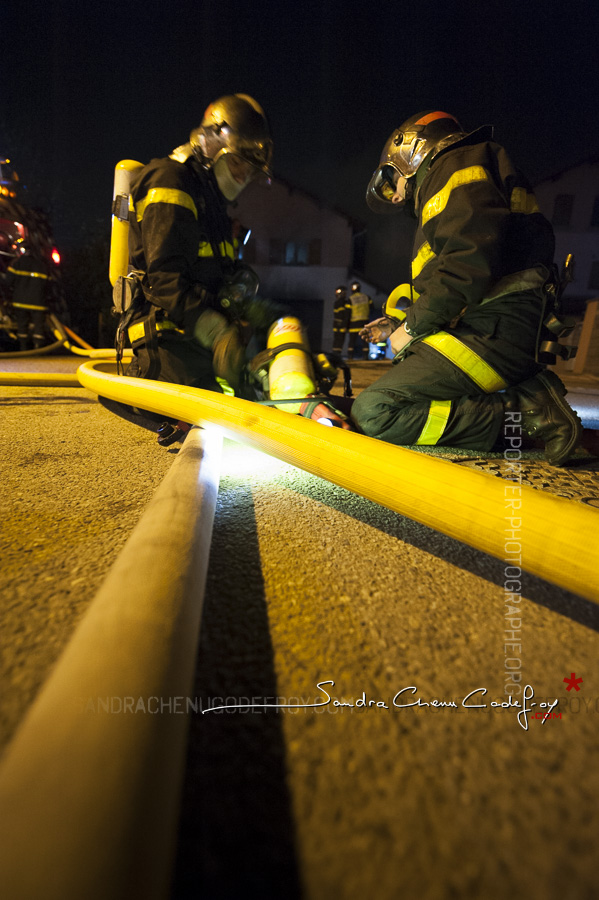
left=366, top=164, right=403, bottom=213
left=213, top=146, right=272, bottom=184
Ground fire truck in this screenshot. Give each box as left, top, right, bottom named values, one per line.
left=0, top=156, right=63, bottom=348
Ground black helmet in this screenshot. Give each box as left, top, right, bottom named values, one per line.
left=190, top=94, right=273, bottom=181
left=335, top=285, right=346, bottom=295
left=350, top=280, right=361, bottom=293
left=366, top=111, right=464, bottom=214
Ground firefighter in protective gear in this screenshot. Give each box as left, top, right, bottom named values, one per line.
left=6, top=241, right=51, bottom=350
left=346, top=280, right=373, bottom=359
left=353, top=111, right=581, bottom=465
left=125, top=93, right=282, bottom=394
left=332, top=285, right=350, bottom=354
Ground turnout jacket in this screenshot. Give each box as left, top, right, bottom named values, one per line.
left=6, top=253, right=50, bottom=308
left=333, top=292, right=350, bottom=331
left=404, top=137, right=555, bottom=338
left=348, top=291, right=373, bottom=326
left=128, top=154, right=235, bottom=335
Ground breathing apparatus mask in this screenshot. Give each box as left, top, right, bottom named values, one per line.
left=217, top=263, right=259, bottom=314
left=212, top=154, right=253, bottom=201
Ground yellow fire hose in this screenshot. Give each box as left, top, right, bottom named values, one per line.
left=0, top=314, right=132, bottom=360
left=61, top=323, right=94, bottom=349
left=50, top=327, right=134, bottom=359
left=0, top=337, right=65, bottom=358
left=50, top=315, right=134, bottom=359
left=0, top=372, right=82, bottom=387
left=77, top=359, right=599, bottom=603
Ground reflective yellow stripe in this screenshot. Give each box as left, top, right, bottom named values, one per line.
left=510, top=187, right=540, bottom=214
left=422, top=331, right=507, bottom=392
left=12, top=302, right=48, bottom=310
left=135, top=188, right=197, bottom=222
left=421, top=166, right=490, bottom=225
left=215, top=376, right=235, bottom=396
left=127, top=319, right=184, bottom=344
left=198, top=240, right=235, bottom=260
left=411, top=241, right=436, bottom=279
left=416, top=400, right=452, bottom=445
left=7, top=267, right=50, bottom=279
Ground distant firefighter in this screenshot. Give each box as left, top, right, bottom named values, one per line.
left=347, top=280, right=373, bottom=359
left=332, top=284, right=350, bottom=354
left=6, top=240, right=51, bottom=350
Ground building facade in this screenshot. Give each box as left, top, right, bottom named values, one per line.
left=231, top=177, right=387, bottom=352
left=534, top=157, right=599, bottom=374
left=535, top=156, right=599, bottom=313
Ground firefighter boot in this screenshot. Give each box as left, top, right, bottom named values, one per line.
left=504, top=370, right=582, bottom=466
left=157, top=421, right=191, bottom=447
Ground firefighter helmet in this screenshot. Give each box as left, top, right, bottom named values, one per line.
left=335, top=285, right=346, bottom=296
left=350, top=280, right=361, bottom=293
left=366, top=111, right=464, bottom=214
left=190, top=94, right=273, bottom=182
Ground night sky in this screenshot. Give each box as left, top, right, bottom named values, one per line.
left=2, top=0, right=599, bottom=256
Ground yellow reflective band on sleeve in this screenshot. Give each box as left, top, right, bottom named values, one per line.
left=12, top=302, right=49, bottom=310
left=415, top=399, right=452, bottom=446
left=421, top=166, right=491, bottom=225
left=421, top=331, right=507, bottom=392
left=215, top=376, right=235, bottom=396
left=135, top=188, right=198, bottom=222
left=510, top=187, right=540, bottom=214
left=411, top=241, right=436, bottom=279
left=7, top=267, right=50, bottom=280
left=197, top=241, right=235, bottom=260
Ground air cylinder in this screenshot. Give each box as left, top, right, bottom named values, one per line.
left=267, top=317, right=316, bottom=413
left=109, top=159, right=143, bottom=286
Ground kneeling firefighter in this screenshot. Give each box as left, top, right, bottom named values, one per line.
left=112, top=93, right=287, bottom=399
left=110, top=93, right=354, bottom=437
left=354, top=110, right=582, bottom=465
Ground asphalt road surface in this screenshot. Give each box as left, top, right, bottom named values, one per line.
left=2, top=354, right=599, bottom=900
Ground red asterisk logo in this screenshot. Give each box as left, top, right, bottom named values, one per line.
left=563, top=673, right=583, bottom=692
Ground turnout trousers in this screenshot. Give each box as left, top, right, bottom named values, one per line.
left=14, top=305, right=48, bottom=349
left=351, top=297, right=544, bottom=450
left=129, top=332, right=223, bottom=392
left=332, top=325, right=347, bottom=354
left=347, top=319, right=369, bottom=358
